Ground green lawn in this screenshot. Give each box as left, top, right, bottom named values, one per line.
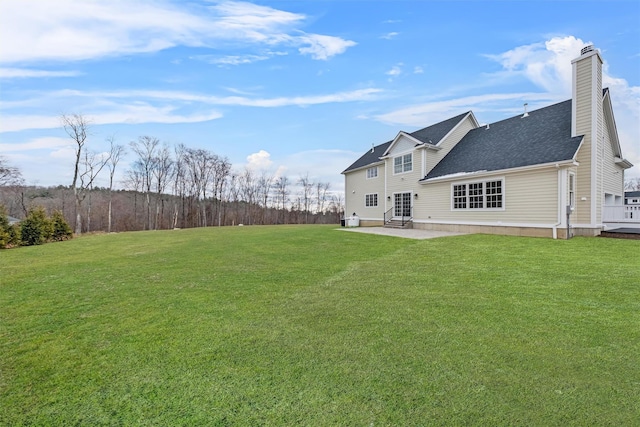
left=1, top=225, right=639, bottom=425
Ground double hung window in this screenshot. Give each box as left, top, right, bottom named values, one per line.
left=393, top=154, right=412, bottom=174
left=365, top=193, right=378, bottom=207
left=452, top=179, right=503, bottom=210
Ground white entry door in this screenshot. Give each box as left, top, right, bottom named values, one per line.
left=394, top=192, right=412, bottom=217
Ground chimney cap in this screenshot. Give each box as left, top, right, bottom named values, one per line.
left=581, top=45, right=594, bottom=55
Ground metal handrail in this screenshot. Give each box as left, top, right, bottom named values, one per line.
left=384, top=206, right=413, bottom=226
left=400, top=207, right=413, bottom=227
left=384, top=206, right=394, bottom=224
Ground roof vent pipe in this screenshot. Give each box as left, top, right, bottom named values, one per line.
left=522, top=103, right=529, bottom=118
left=371, top=143, right=374, bottom=153
left=486, top=123, right=490, bottom=130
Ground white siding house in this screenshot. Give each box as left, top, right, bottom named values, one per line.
left=342, top=46, right=635, bottom=238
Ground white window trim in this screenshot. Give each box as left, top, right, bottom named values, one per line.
left=569, top=172, right=576, bottom=209
left=364, top=193, right=378, bottom=208
left=366, top=166, right=378, bottom=179
left=393, top=153, right=413, bottom=175
left=450, top=178, right=506, bottom=211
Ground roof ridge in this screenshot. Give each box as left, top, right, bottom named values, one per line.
left=480, top=99, right=571, bottom=128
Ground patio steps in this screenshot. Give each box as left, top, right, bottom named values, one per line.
left=384, top=219, right=413, bottom=229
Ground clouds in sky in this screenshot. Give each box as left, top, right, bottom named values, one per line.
left=375, top=36, right=639, bottom=172
left=0, top=0, right=355, bottom=65
left=0, top=0, right=368, bottom=134
left=246, top=150, right=273, bottom=170
left=0, top=88, right=382, bottom=133
left=0, top=0, right=637, bottom=192
left=485, top=36, right=586, bottom=95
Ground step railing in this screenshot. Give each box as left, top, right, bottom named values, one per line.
left=384, top=206, right=413, bottom=227
left=384, top=206, right=394, bottom=224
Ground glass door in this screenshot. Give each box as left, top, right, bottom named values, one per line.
left=394, top=192, right=412, bottom=217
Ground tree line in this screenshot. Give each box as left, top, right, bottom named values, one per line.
left=0, top=115, right=345, bottom=234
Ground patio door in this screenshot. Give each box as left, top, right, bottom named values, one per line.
left=394, top=192, right=412, bottom=217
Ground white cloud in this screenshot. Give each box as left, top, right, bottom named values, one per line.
left=0, top=136, right=70, bottom=152
left=0, top=87, right=382, bottom=132
left=484, top=36, right=588, bottom=95
left=485, top=36, right=639, bottom=177
left=0, top=68, right=82, bottom=78
left=375, top=36, right=639, bottom=178
left=277, top=149, right=358, bottom=193
left=413, top=66, right=424, bottom=74
left=297, top=34, right=357, bottom=60
left=0, top=105, right=223, bottom=133
left=375, top=92, right=551, bottom=127
left=246, top=150, right=273, bottom=170
left=191, top=54, right=270, bottom=66
left=0, top=0, right=356, bottom=65
left=386, top=64, right=402, bottom=77
left=381, top=32, right=398, bottom=40
left=0, top=115, right=62, bottom=133
left=91, top=104, right=223, bottom=126
left=231, top=149, right=357, bottom=196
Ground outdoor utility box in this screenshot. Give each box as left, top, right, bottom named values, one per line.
left=346, top=215, right=360, bottom=227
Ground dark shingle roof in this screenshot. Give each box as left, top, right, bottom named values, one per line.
left=342, top=112, right=470, bottom=173
left=342, top=141, right=392, bottom=173
left=423, top=100, right=583, bottom=180
left=408, top=111, right=471, bottom=146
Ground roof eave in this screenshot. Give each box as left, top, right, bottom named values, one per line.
left=615, top=158, right=634, bottom=169
left=417, top=143, right=442, bottom=151
left=381, top=131, right=424, bottom=157
left=342, top=159, right=385, bottom=175
left=602, top=89, right=624, bottom=158
left=419, top=159, right=577, bottom=184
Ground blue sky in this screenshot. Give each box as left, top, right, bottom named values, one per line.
left=1, top=0, right=639, bottom=196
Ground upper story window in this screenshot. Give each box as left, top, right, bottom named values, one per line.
left=452, top=179, right=504, bottom=210
left=394, top=154, right=412, bottom=174
left=366, top=166, right=378, bottom=179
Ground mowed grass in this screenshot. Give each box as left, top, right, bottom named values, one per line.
left=1, top=225, right=639, bottom=426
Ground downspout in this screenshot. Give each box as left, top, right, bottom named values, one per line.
left=553, top=166, right=563, bottom=240
left=384, top=161, right=388, bottom=217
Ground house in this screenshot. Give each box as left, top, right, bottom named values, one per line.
left=624, top=191, right=640, bottom=220
left=342, top=45, right=634, bottom=239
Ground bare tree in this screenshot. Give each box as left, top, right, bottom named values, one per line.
left=80, top=149, right=110, bottom=232
left=274, top=175, right=290, bottom=224
left=172, top=144, right=188, bottom=229
left=184, top=148, right=212, bottom=227
left=129, top=136, right=159, bottom=230
left=315, top=181, right=331, bottom=215
left=153, top=144, right=174, bottom=230
left=106, top=136, right=126, bottom=233
left=240, top=168, right=259, bottom=224
left=298, top=173, right=314, bottom=224
left=211, top=155, right=231, bottom=226
left=0, top=156, right=23, bottom=186
left=329, top=193, right=344, bottom=223
left=62, top=113, right=90, bottom=234
left=625, top=177, right=640, bottom=191
left=125, top=167, right=143, bottom=229
left=257, top=171, right=274, bottom=224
